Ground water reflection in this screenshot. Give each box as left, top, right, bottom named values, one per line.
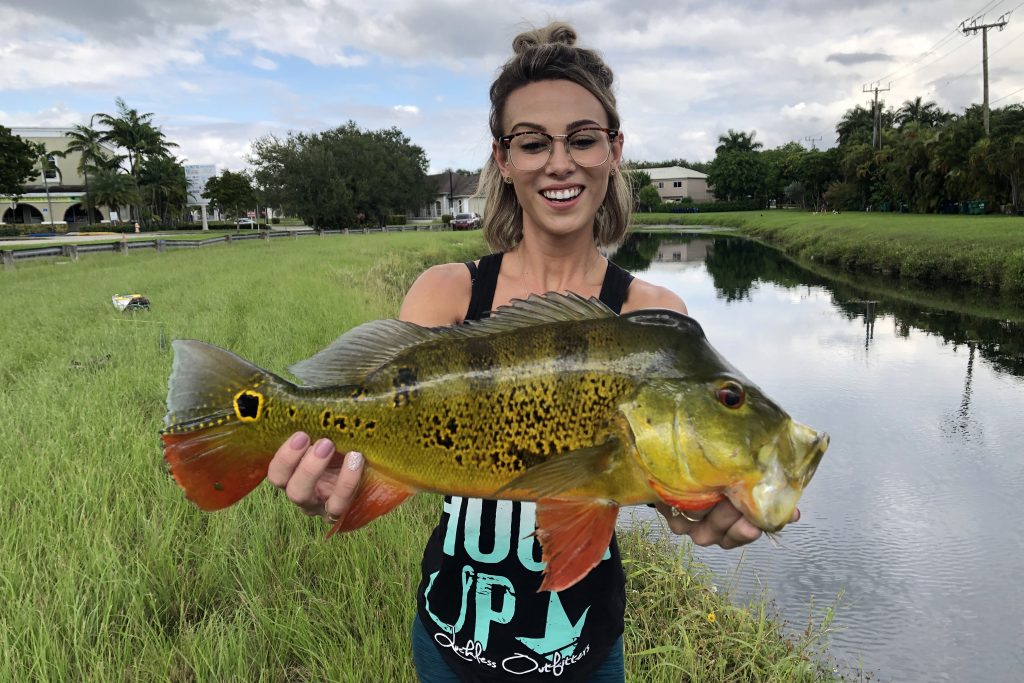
left=610, top=232, right=1024, bottom=683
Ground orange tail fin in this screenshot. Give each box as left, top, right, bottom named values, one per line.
left=162, top=340, right=281, bottom=510
left=162, top=428, right=273, bottom=511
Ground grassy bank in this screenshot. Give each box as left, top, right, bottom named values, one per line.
left=0, top=232, right=839, bottom=681
left=634, top=211, right=1024, bottom=294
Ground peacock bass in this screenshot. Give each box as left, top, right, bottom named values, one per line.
left=162, top=293, right=828, bottom=592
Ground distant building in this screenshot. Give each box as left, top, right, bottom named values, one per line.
left=416, top=171, right=486, bottom=218
left=2, top=127, right=120, bottom=226
left=645, top=166, right=712, bottom=203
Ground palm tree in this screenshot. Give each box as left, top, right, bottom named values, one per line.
left=96, top=98, right=179, bottom=222
left=715, top=129, right=763, bottom=154
left=895, top=97, right=952, bottom=128
left=86, top=169, right=141, bottom=225
left=138, top=155, right=188, bottom=224
left=64, top=124, right=108, bottom=224
left=32, top=143, right=65, bottom=226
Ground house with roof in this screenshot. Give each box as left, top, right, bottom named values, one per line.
left=646, top=166, right=712, bottom=203
left=416, top=171, right=486, bottom=219
left=2, top=127, right=120, bottom=226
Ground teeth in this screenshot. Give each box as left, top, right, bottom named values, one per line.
left=542, top=187, right=582, bottom=201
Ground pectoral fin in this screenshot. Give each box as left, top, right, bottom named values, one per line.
left=494, top=441, right=620, bottom=499
left=649, top=479, right=724, bottom=511
left=535, top=498, right=619, bottom=593
left=326, top=470, right=415, bottom=537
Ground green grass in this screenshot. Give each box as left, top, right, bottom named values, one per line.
left=634, top=210, right=1024, bottom=293
left=0, top=232, right=840, bottom=682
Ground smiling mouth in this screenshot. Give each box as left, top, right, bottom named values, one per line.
left=541, top=187, right=583, bottom=202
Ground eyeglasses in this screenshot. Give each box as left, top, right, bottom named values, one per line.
left=498, top=127, right=619, bottom=171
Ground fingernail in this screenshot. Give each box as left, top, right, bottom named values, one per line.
left=347, top=451, right=363, bottom=471
left=289, top=432, right=310, bottom=450
left=314, top=439, right=334, bottom=458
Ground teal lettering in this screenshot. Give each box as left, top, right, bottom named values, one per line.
left=473, top=572, right=516, bottom=649
left=464, top=498, right=512, bottom=563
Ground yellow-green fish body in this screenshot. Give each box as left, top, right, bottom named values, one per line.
left=163, top=293, right=828, bottom=591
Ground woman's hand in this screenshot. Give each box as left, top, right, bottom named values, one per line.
left=266, top=432, right=365, bottom=524
left=655, top=500, right=800, bottom=550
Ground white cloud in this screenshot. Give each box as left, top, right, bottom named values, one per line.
left=392, top=105, right=420, bottom=115
left=252, top=56, right=278, bottom=70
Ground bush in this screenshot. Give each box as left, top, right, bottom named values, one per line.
left=388, top=214, right=407, bottom=226
left=271, top=217, right=281, bottom=224
left=658, top=199, right=760, bottom=213
left=441, top=214, right=453, bottom=226
left=0, top=225, right=26, bottom=237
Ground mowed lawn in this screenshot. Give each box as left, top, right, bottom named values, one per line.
left=0, top=232, right=838, bottom=682
left=634, top=211, right=1024, bottom=293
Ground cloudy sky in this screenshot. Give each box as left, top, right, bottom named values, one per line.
left=2, top=0, right=1023, bottom=174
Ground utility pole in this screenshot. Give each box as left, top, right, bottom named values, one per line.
left=960, top=13, right=1010, bottom=135
left=862, top=82, right=891, bottom=150
left=804, top=135, right=822, bottom=150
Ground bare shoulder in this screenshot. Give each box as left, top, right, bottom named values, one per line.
left=399, top=262, right=473, bottom=326
left=621, top=278, right=688, bottom=315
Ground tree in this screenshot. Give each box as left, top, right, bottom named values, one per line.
left=31, top=143, right=65, bottom=225
left=86, top=169, right=140, bottom=223
left=715, top=129, right=763, bottom=154
left=625, top=169, right=652, bottom=209
left=96, top=98, right=179, bottom=222
left=64, top=124, right=109, bottom=223
left=706, top=150, right=768, bottom=202
left=249, top=121, right=432, bottom=228
left=0, top=126, right=36, bottom=198
left=895, top=97, right=952, bottom=128
left=138, top=155, right=188, bottom=224
left=202, top=170, right=255, bottom=219
left=638, top=185, right=662, bottom=212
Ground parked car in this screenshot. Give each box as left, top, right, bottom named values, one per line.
left=451, top=212, right=481, bottom=230
left=235, top=217, right=256, bottom=229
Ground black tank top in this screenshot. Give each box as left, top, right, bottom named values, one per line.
left=415, top=252, right=634, bottom=683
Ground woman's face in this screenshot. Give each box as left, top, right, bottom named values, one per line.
left=494, top=79, right=623, bottom=241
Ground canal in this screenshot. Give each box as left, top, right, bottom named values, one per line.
left=612, top=231, right=1024, bottom=682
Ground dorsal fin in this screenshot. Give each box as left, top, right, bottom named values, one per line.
left=288, top=291, right=616, bottom=387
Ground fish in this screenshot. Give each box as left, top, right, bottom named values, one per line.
left=162, top=292, right=828, bottom=592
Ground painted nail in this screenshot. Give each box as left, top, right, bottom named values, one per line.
left=289, top=432, right=310, bottom=450
left=314, top=439, right=334, bottom=458
left=347, top=451, right=363, bottom=471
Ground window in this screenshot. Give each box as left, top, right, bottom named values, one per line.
left=44, top=154, right=59, bottom=180
left=673, top=181, right=682, bottom=188
left=657, top=181, right=663, bottom=188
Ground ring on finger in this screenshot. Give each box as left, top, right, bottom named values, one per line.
left=671, top=507, right=704, bottom=523
left=324, top=512, right=339, bottom=524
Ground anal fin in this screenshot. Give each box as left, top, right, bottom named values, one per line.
left=326, top=469, right=415, bottom=537
left=535, top=498, right=619, bottom=593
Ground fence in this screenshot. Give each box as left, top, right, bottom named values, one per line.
left=1, top=225, right=445, bottom=271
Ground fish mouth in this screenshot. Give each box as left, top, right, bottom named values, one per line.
left=730, top=426, right=829, bottom=532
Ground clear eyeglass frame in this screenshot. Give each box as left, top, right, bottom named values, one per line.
left=498, top=127, right=619, bottom=171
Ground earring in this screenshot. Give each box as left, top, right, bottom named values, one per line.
left=504, top=176, right=513, bottom=185
left=610, top=168, right=617, bottom=176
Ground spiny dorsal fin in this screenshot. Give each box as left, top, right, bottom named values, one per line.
left=288, top=319, right=435, bottom=387
left=288, top=292, right=616, bottom=387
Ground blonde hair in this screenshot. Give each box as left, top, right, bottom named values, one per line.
left=480, top=22, right=631, bottom=252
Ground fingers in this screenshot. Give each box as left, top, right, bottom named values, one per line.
left=324, top=452, right=365, bottom=521
left=284, top=438, right=339, bottom=510
left=658, top=501, right=803, bottom=549
left=267, top=432, right=311, bottom=488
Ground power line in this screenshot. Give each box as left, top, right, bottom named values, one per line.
left=991, top=84, right=1024, bottom=104
left=870, top=0, right=1012, bottom=84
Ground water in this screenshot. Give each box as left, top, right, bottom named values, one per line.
left=612, top=232, right=1024, bottom=682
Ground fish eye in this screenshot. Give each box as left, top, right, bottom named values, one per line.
left=716, top=381, right=745, bottom=409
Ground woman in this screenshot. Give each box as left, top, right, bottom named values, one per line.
left=267, top=22, right=779, bottom=682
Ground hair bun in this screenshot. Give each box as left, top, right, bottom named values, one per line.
left=512, top=21, right=578, bottom=55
